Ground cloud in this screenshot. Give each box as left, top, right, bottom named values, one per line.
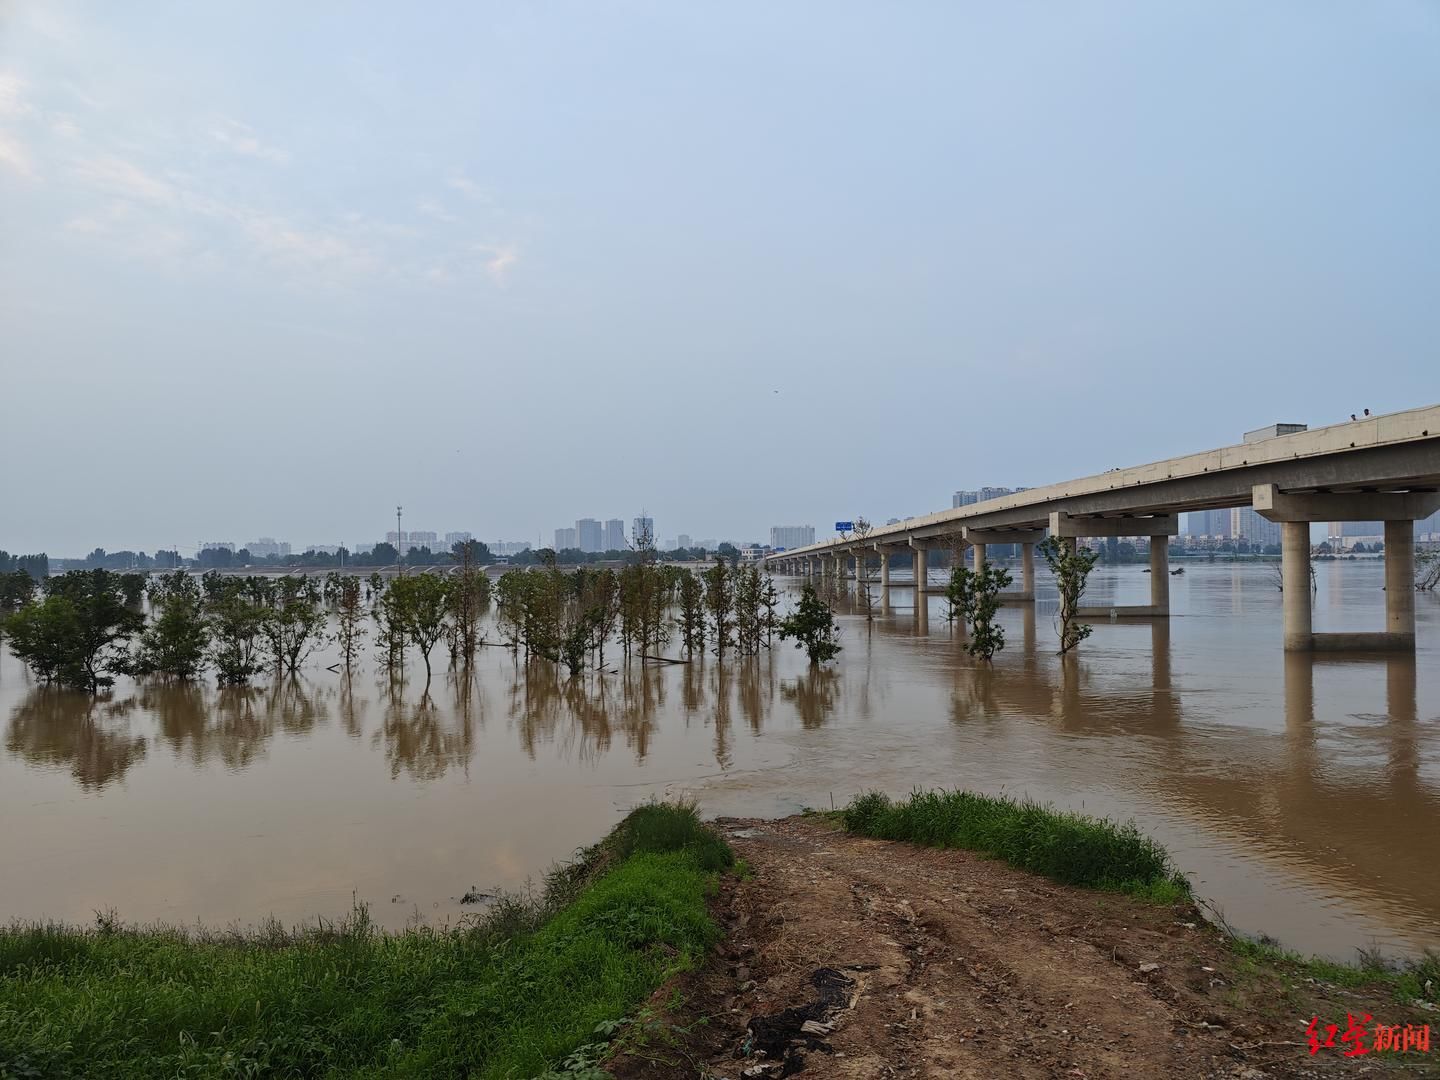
left=476, top=243, right=519, bottom=284
left=210, top=118, right=289, bottom=164
left=417, top=196, right=457, bottom=223
left=0, top=72, right=34, bottom=117
left=71, top=154, right=177, bottom=204
left=444, top=171, right=488, bottom=201
left=0, top=132, right=35, bottom=178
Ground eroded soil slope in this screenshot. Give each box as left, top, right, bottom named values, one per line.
left=607, top=816, right=1434, bottom=1080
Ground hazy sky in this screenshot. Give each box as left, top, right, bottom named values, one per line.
left=2, top=2, right=1437, bottom=554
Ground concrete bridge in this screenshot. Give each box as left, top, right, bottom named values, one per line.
left=765, top=404, right=1440, bottom=651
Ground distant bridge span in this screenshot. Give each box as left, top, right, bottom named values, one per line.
left=765, top=404, right=1440, bottom=652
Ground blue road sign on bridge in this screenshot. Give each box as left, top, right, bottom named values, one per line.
left=834, top=521, right=854, bottom=532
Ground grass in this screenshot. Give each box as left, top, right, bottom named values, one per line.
left=0, top=800, right=731, bottom=1080
left=1229, top=934, right=1440, bottom=1009
left=841, top=789, right=1191, bottom=902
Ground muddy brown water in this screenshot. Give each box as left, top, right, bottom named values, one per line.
left=1, top=561, right=1436, bottom=961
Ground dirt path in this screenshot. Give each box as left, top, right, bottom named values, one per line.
left=608, top=816, right=1434, bottom=1079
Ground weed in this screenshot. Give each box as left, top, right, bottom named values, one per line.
left=842, top=789, right=1190, bottom=900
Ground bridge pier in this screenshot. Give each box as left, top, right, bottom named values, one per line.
left=908, top=538, right=928, bottom=593
left=961, top=527, right=1044, bottom=601
left=875, top=544, right=892, bottom=587
left=1052, top=512, right=1178, bottom=618
left=1256, top=484, right=1439, bottom=651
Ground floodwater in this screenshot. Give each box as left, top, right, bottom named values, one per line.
left=2, top=561, right=1437, bottom=961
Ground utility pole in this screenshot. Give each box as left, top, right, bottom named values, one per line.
left=396, top=505, right=403, bottom=572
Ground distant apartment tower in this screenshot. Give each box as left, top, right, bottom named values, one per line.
left=769, top=525, right=815, bottom=550
left=445, top=531, right=473, bottom=547
left=677, top=533, right=693, bottom=550
left=1230, top=508, right=1281, bottom=549
left=200, top=541, right=236, bottom=552
left=385, top=531, right=408, bottom=547
left=952, top=490, right=979, bottom=508
left=1185, top=510, right=1230, bottom=538
left=492, top=541, right=532, bottom=557
left=575, top=518, right=603, bottom=553
left=246, top=538, right=291, bottom=559
left=554, top=527, right=577, bottom=551
left=979, top=486, right=1014, bottom=502
left=604, top=518, right=626, bottom=550
left=632, top=516, right=654, bottom=547
left=409, top=530, right=438, bottom=549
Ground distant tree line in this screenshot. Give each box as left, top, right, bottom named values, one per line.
left=0, top=551, right=49, bottom=579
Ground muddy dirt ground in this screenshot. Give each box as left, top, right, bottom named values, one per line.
left=606, top=816, right=1435, bottom=1079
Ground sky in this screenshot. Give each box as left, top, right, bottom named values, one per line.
left=1, top=1, right=1438, bottom=555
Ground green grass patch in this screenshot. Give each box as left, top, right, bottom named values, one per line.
left=1229, top=934, right=1440, bottom=1008
left=0, top=801, right=731, bottom=1079
left=842, top=789, right=1190, bottom=901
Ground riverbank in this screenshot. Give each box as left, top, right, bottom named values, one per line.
left=0, top=803, right=732, bottom=1079
left=3, top=803, right=1435, bottom=1078
left=606, top=813, right=1438, bottom=1079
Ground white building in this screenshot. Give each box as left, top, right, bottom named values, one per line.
left=769, top=525, right=815, bottom=550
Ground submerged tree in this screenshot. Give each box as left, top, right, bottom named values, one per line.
left=676, top=570, right=706, bottom=657
left=702, top=558, right=734, bottom=658
left=5, top=569, right=146, bottom=691
left=1038, top=536, right=1099, bottom=655
left=207, top=587, right=267, bottom=685
left=262, top=577, right=328, bottom=675
left=131, top=572, right=209, bottom=681
left=447, top=560, right=491, bottom=664
left=335, top=575, right=367, bottom=670
left=778, top=584, right=842, bottom=666
left=390, top=574, right=453, bottom=685
left=945, top=564, right=1013, bottom=661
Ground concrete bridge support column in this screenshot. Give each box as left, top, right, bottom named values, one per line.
left=962, top=526, right=1045, bottom=602
left=1385, top=520, right=1415, bottom=643
left=912, top=546, right=928, bottom=591
left=878, top=547, right=890, bottom=588
left=854, top=551, right=866, bottom=583
left=1255, top=484, right=1438, bottom=651
left=1149, top=538, right=1169, bottom=614
left=1052, top=512, right=1178, bottom=618
left=1281, top=521, right=1313, bottom=651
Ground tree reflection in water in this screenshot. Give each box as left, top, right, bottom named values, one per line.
left=374, top=676, right=476, bottom=781
left=6, top=687, right=147, bottom=790
left=780, top=667, right=841, bottom=728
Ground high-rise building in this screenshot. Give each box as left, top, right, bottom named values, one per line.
left=676, top=533, right=693, bottom=550
left=575, top=518, right=603, bottom=553
left=445, top=531, right=473, bottom=546
left=604, top=519, right=626, bottom=550
left=952, top=490, right=979, bottom=508
left=1185, top=509, right=1231, bottom=538
left=252, top=538, right=291, bottom=558
left=1230, top=507, right=1281, bottom=549
left=385, top=531, right=408, bottom=547
left=492, top=541, right=532, bottom=557
left=201, top=541, right=236, bottom=552
left=408, top=530, right=438, bottom=548
left=554, top=527, right=577, bottom=550
left=632, top=516, right=654, bottom=547
left=979, top=486, right=1014, bottom=502
left=769, top=525, right=815, bottom=550
left=1416, top=510, right=1440, bottom=542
